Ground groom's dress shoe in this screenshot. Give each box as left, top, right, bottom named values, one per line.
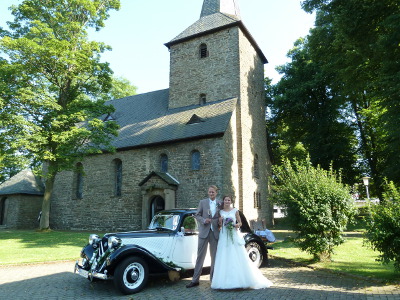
left=186, top=282, right=199, bottom=288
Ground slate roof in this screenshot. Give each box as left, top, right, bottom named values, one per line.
left=106, top=89, right=237, bottom=150
left=0, top=169, right=44, bottom=196
left=167, top=12, right=241, bottom=45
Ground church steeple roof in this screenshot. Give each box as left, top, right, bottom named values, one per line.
left=200, top=0, right=241, bottom=19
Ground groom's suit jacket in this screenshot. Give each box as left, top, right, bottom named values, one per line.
left=195, top=198, right=221, bottom=239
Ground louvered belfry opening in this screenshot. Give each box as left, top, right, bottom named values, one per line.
left=200, top=43, right=208, bottom=58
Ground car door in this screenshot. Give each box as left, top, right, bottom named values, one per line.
left=170, top=215, right=211, bottom=269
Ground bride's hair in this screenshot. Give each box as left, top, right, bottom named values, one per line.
left=222, top=195, right=234, bottom=204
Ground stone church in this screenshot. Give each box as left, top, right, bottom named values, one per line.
left=0, top=0, right=272, bottom=231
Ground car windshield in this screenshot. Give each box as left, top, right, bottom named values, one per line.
left=148, top=214, right=180, bottom=231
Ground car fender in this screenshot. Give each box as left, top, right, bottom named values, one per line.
left=244, top=233, right=268, bottom=257
left=80, top=244, right=95, bottom=260
left=107, top=244, right=180, bottom=275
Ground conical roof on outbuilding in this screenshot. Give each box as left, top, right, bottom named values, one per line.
left=0, top=169, right=44, bottom=196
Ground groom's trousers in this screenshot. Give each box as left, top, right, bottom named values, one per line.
left=192, top=229, right=218, bottom=283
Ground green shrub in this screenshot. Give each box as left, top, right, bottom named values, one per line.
left=365, top=181, right=400, bottom=272
left=356, top=206, right=371, bottom=219
left=271, top=158, right=356, bottom=261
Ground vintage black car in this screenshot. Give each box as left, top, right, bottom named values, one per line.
left=74, top=208, right=270, bottom=294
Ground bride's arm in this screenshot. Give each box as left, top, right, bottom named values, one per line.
left=235, top=210, right=242, bottom=229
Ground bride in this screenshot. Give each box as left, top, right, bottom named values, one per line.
left=211, top=195, right=273, bottom=290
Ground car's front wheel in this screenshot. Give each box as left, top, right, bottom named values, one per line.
left=114, top=256, right=149, bottom=295
left=246, top=242, right=263, bottom=268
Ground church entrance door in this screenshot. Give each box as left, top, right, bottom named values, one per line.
left=150, top=196, right=165, bottom=221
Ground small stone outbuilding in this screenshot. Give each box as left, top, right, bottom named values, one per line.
left=0, top=169, right=44, bottom=229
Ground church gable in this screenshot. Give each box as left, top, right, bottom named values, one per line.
left=165, top=13, right=241, bottom=47
left=165, top=0, right=266, bottom=64
left=139, top=171, right=179, bottom=190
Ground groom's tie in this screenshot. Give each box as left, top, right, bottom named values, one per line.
left=210, top=200, right=216, bottom=231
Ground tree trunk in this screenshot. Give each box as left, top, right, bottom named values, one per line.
left=316, top=251, right=331, bottom=262
left=39, top=173, right=56, bottom=230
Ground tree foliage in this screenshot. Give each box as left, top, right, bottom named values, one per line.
left=98, top=75, right=137, bottom=101
left=0, top=0, right=121, bottom=229
left=268, top=0, right=400, bottom=197
left=365, top=181, right=400, bottom=272
left=269, top=38, right=358, bottom=183
left=271, top=158, right=356, bottom=261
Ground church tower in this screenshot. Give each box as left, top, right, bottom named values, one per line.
left=166, top=0, right=267, bottom=109
left=166, top=0, right=270, bottom=220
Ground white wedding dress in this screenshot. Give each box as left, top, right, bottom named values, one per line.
left=211, top=208, right=273, bottom=289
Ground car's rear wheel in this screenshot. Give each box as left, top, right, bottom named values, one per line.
left=114, top=256, right=149, bottom=294
left=246, top=242, right=263, bottom=268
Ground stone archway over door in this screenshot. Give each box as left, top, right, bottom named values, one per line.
left=139, top=171, right=179, bottom=229
left=141, top=188, right=176, bottom=229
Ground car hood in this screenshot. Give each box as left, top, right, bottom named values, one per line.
left=104, top=229, right=174, bottom=239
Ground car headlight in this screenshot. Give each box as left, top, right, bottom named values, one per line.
left=108, top=236, right=122, bottom=249
left=89, top=234, right=99, bottom=245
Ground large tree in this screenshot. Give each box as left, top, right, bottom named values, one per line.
left=97, top=75, right=137, bottom=102
left=0, top=58, right=30, bottom=183
left=268, top=38, right=359, bottom=184
left=268, top=0, right=399, bottom=196
left=0, top=0, right=121, bottom=229
left=301, top=0, right=400, bottom=197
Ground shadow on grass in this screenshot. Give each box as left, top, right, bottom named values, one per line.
left=0, top=229, right=104, bottom=249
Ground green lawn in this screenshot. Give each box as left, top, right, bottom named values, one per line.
left=270, top=230, right=399, bottom=283
left=0, top=230, right=103, bottom=265
left=1, top=228, right=398, bottom=284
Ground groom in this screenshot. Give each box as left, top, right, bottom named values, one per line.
left=186, top=185, right=221, bottom=288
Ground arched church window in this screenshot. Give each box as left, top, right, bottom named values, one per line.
left=253, top=191, right=261, bottom=209
left=199, top=94, right=206, bottom=105
left=160, top=154, right=168, bottom=172
left=253, top=154, right=259, bottom=178
left=199, top=43, right=208, bottom=58
left=75, top=163, right=84, bottom=199
left=191, top=150, right=201, bottom=170
left=114, top=159, right=122, bottom=197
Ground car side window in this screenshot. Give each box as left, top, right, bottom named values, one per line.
left=182, top=216, right=199, bottom=234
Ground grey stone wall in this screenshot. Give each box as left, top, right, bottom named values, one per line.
left=237, top=28, right=271, bottom=223
left=169, top=28, right=240, bottom=109
left=3, top=195, right=42, bottom=229
left=220, top=107, right=239, bottom=202
left=50, top=137, right=227, bottom=231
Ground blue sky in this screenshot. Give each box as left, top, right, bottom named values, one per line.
left=0, top=0, right=315, bottom=93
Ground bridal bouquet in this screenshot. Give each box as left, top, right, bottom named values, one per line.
left=224, top=217, right=235, bottom=244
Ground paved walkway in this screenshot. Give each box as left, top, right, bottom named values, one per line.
left=0, top=258, right=399, bottom=300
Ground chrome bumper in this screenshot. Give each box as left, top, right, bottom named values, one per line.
left=74, top=261, right=109, bottom=280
